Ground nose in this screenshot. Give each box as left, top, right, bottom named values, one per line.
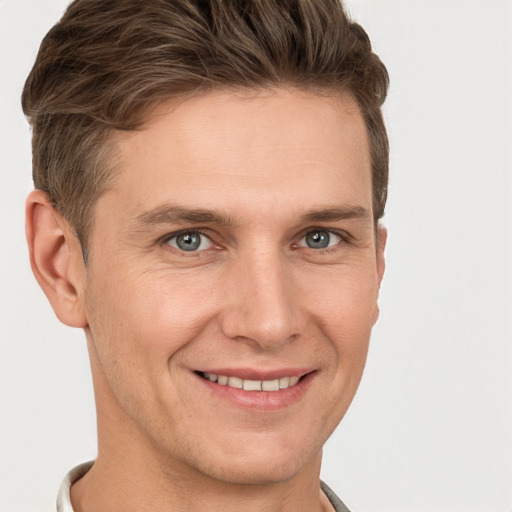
left=220, top=248, right=301, bottom=350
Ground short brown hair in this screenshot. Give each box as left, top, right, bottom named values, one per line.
left=22, top=0, right=389, bottom=252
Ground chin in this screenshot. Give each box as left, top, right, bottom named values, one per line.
left=187, top=436, right=323, bottom=486
left=200, top=459, right=307, bottom=486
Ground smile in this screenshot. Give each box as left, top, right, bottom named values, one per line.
left=199, top=372, right=301, bottom=391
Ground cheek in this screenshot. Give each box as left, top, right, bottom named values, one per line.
left=302, top=266, right=379, bottom=341
left=308, top=272, right=377, bottom=410
left=83, top=269, right=221, bottom=428
left=299, top=265, right=378, bottom=416
left=86, top=268, right=221, bottom=365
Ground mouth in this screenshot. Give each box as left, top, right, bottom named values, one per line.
left=193, top=369, right=316, bottom=410
left=197, top=371, right=304, bottom=392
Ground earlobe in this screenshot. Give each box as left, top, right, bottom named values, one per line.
left=26, top=190, right=88, bottom=328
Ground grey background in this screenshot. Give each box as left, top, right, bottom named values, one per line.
left=1, top=1, right=511, bottom=511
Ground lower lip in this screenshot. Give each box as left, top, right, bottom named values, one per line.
left=194, top=372, right=316, bottom=411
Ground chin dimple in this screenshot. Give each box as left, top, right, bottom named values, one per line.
left=201, top=372, right=300, bottom=391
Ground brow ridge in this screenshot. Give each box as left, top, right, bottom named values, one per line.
left=131, top=203, right=370, bottom=232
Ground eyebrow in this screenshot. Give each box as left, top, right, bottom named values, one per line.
left=132, top=205, right=236, bottom=232
left=300, top=205, right=370, bottom=224
left=131, top=203, right=371, bottom=232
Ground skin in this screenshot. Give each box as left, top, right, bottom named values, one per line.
left=26, top=88, right=386, bottom=512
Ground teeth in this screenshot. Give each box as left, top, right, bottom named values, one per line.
left=262, top=379, right=280, bottom=391
left=202, top=373, right=301, bottom=392
left=279, top=377, right=290, bottom=389
left=243, top=379, right=262, bottom=391
left=227, top=376, right=243, bottom=389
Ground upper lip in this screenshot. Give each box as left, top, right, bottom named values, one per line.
left=194, top=368, right=314, bottom=381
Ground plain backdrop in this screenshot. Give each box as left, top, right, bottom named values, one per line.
left=1, top=1, right=511, bottom=511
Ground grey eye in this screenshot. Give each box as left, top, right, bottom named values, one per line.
left=299, top=230, right=341, bottom=249
left=167, top=231, right=213, bottom=252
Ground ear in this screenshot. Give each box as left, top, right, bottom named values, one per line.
left=25, top=190, right=88, bottom=328
left=372, top=225, right=387, bottom=325
left=376, top=226, right=387, bottom=286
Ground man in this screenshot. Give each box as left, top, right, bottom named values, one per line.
left=23, top=0, right=388, bottom=510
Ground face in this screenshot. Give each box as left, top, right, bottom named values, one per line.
left=78, top=89, right=385, bottom=485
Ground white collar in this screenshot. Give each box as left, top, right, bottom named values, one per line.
left=56, top=461, right=94, bottom=512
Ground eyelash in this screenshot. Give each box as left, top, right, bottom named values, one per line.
left=160, top=228, right=351, bottom=254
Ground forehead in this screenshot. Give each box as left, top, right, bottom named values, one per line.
left=102, top=88, right=372, bottom=224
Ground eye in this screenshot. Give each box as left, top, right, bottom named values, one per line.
left=166, top=231, right=213, bottom=252
left=299, top=230, right=341, bottom=249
